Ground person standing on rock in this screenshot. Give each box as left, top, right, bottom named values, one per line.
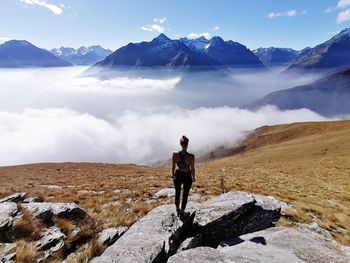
left=172, top=135, right=195, bottom=216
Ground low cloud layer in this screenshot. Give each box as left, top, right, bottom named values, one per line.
left=0, top=67, right=343, bottom=166
left=0, top=106, right=331, bottom=166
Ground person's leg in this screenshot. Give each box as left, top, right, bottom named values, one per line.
left=173, top=172, right=182, bottom=211
left=181, top=173, right=193, bottom=211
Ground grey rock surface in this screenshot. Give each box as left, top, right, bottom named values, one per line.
left=92, top=192, right=284, bottom=262
left=0, top=243, right=16, bottom=263
left=218, top=225, right=350, bottom=263
left=0, top=193, right=26, bottom=203
left=91, top=205, right=186, bottom=263
left=36, top=226, right=66, bottom=251
left=22, top=202, right=87, bottom=221
left=169, top=224, right=350, bottom=263
left=185, top=192, right=283, bottom=249
left=97, top=226, right=128, bottom=246
left=0, top=202, right=17, bottom=241
left=168, top=247, right=235, bottom=263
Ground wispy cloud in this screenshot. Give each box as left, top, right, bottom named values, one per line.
left=336, top=0, right=350, bottom=22
left=187, top=32, right=211, bottom=39
left=337, top=0, right=350, bottom=8
left=213, top=25, right=220, bottom=31
left=141, top=17, right=168, bottom=33
left=154, top=17, right=166, bottom=24
left=266, top=10, right=297, bottom=19
left=337, top=8, right=350, bottom=22
left=19, top=0, right=64, bottom=15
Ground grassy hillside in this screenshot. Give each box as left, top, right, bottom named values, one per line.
left=1, top=120, right=349, bottom=245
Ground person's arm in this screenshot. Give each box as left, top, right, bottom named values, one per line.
left=191, top=155, right=196, bottom=182
left=171, top=152, right=176, bottom=179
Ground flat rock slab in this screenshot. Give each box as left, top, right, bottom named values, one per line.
left=22, top=202, right=87, bottom=221
left=92, top=204, right=184, bottom=263
left=169, top=225, right=350, bottom=263
left=0, top=193, right=26, bottom=203
left=219, top=225, right=350, bottom=263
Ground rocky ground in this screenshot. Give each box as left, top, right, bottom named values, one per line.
left=1, top=191, right=349, bottom=262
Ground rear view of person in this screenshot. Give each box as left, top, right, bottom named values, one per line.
left=171, top=135, right=195, bottom=216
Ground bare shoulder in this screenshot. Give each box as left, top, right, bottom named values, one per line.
left=187, top=153, right=195, bottom=159
left=172, top=151, right=179, bottom=158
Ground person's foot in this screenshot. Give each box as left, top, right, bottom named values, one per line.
left=176, top=209, right=184, bottom=216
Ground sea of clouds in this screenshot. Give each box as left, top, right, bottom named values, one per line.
left=0, top=67, right=341, bottom=166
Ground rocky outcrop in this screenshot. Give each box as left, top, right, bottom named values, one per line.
left=22, top=202, right=87, bottom=222
left=0, top=202, right=18, bottom=242
left=0, top=192, right=26, bottom=203
left=92, top=192, right=285, bottom=262
left=168, top=224, right=350, bottom=263
left=0, top=193, right=95, bottom=262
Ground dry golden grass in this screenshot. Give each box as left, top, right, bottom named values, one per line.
left=15, top=240, right=38, bottom=263
left=12, top=209, right=45, bottom=241
left=0, top=120, right=349, bottom=248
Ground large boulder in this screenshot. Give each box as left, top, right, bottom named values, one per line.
left=184, top=192, right=284, bottom=249
left=22, top=202, right=87, bottom=222
left=169, top=224, right=350, bottom=263
left=92, top=192, right=285, bottom=263
left=91, top=205, right=193, bottom=263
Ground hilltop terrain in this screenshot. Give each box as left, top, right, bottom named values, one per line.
left=0, top=120, right=349, bottom=249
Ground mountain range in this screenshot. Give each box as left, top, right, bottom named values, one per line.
left=253, top=47, right=298, bottom=67
left=94, top=33, right=265, bottom=70
left=249, top=67, right=350, bottom=116
left=50, top=46, right=113, bottom=65
left=286, top=28, right=350, bottom=72
left=0, top=40, right=71, bottom=68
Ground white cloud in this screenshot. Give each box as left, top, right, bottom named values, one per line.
left=301, top=10, right=308, bottom=15
left=213, top=25, right=220, bottom=31
left=19, top=0, right=64, bottom=15
left=154, top=17, right=166, bottom=24
left=0, top=67, right=338, bottom=166
left=337, top=0, right=350, bottom=8
left=187, top=32, right=211, bottom=39
left=141, top=24, right=165, bottom=33
left=142, top=17, right=168, bottom=33
left=267, top=10, right=297, bottom=19
left=337, top=8, right=350, bottom=22
left=0, top=105, right=332, bottom=166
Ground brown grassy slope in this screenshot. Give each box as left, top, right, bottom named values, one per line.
left=197, top=120, right=350, bottom=244
left=0, top=120, right=349, bottom=245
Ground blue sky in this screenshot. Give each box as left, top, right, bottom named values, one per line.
left=1, top=0, right=350, bottom=51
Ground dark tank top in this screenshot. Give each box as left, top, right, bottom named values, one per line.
left=177, top=151, right=190, bottom=169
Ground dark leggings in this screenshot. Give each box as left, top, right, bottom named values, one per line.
left=174, top=170, right=192, bottom=210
